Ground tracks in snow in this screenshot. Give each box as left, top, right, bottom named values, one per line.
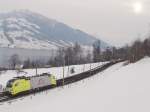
left=0, top=60, right=123, bottom=103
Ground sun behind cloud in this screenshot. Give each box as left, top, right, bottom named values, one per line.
left=132, top=2, right=143, bottom=14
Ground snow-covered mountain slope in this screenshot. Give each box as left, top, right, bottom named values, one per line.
left=92, top=57, right=150, bottom=112
left=0, top=10, right=109, bottom=50
left=1, top=58, right=150, bottom=112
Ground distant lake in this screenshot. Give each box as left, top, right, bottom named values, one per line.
left=0, top=47, right=56, bottom=67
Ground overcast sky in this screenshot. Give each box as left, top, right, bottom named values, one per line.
left=0, top=0, right=150, bottom=46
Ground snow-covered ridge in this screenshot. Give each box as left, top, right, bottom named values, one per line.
left=0, top=17, right=57, bottom=49
left=0, top=10, right=109, bottom=50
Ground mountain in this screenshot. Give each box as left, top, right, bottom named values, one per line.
left=0, top=10, right=109, bottom=50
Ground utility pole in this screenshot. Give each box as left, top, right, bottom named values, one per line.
left=83, top=58, right=86, bottom=72
left=62, top=51, right=65, bottom=88
left=36, top=67, right=37, bottom=76
left=63, top=63, right=65, bottom=87
left=67, top=56, right=70, bottom=77
left=83, top=64, right=85, bottom=72
left=90, top=61, right=92, bottom=75
left=35, top=61, right=38, bottom=76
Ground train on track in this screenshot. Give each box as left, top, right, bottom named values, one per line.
left=5, top=73, right=57, bottom=96
left=0, top=61, right=123, bottom=103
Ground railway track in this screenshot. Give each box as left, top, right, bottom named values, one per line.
left=0, top=60, right=123, bottom=103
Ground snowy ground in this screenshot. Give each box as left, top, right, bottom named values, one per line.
left=0, top=62, right=107, bottom=87
left=0, top=57, right=150, bottom=112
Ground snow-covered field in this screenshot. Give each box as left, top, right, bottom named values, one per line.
left=0, top=57, right=150, bottom=112
left=0, top=62, right=107, bottom=87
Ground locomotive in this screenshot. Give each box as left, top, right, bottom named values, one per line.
left=5, top=73, right=57, bottom=96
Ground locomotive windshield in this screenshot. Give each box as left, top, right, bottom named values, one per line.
left=6, top=79, right=15, bottom=87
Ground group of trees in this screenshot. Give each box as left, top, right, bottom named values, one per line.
left=92, top=40, right=114, bottom=62
left=7, top=37, right=150, bottom=70
left=47, top=42, right=92, bottom=67
left=8, top=54, right=47, bottom=69
left=92, top=37, right=150, bottom=63
left=116, top=38, right=150, bottom=62
left=8, top=42, right=92, bottom=69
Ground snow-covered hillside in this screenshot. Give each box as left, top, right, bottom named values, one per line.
left=0, top=16, right=56, bottom=49
left=0, top=10, right=109, bottom=50
left=1, top=58, right=150, bottom=112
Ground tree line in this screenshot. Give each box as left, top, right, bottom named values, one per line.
left=5, top=37, right=150, bottom=70
left=92, top=37, right=150, bottom=63
left=7, top=42, right=92, bottom=70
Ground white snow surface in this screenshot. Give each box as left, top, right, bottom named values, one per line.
left=0, top=58, right=150, bottom=112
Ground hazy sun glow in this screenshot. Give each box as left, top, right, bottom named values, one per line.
left=132, top=2, right=143, bottom=14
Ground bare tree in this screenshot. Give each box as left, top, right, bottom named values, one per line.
left=23, top=58, right=31, bottom=69
left=73, top=42, right=82, bottom=64
left=142, top=38, right=150, bottom=56
left=129, top=39, right=143, bottom=62
left=93, top=40, right=101, bottom=62
left=9, top=54, right=21, bottom=69
left=103, top=47, right=113, bottom=61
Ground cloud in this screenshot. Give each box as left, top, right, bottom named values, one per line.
left=0, top=0, right=150, bottom=46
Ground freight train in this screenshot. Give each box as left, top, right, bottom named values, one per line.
left=5, top=73, right=57, bottom=96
